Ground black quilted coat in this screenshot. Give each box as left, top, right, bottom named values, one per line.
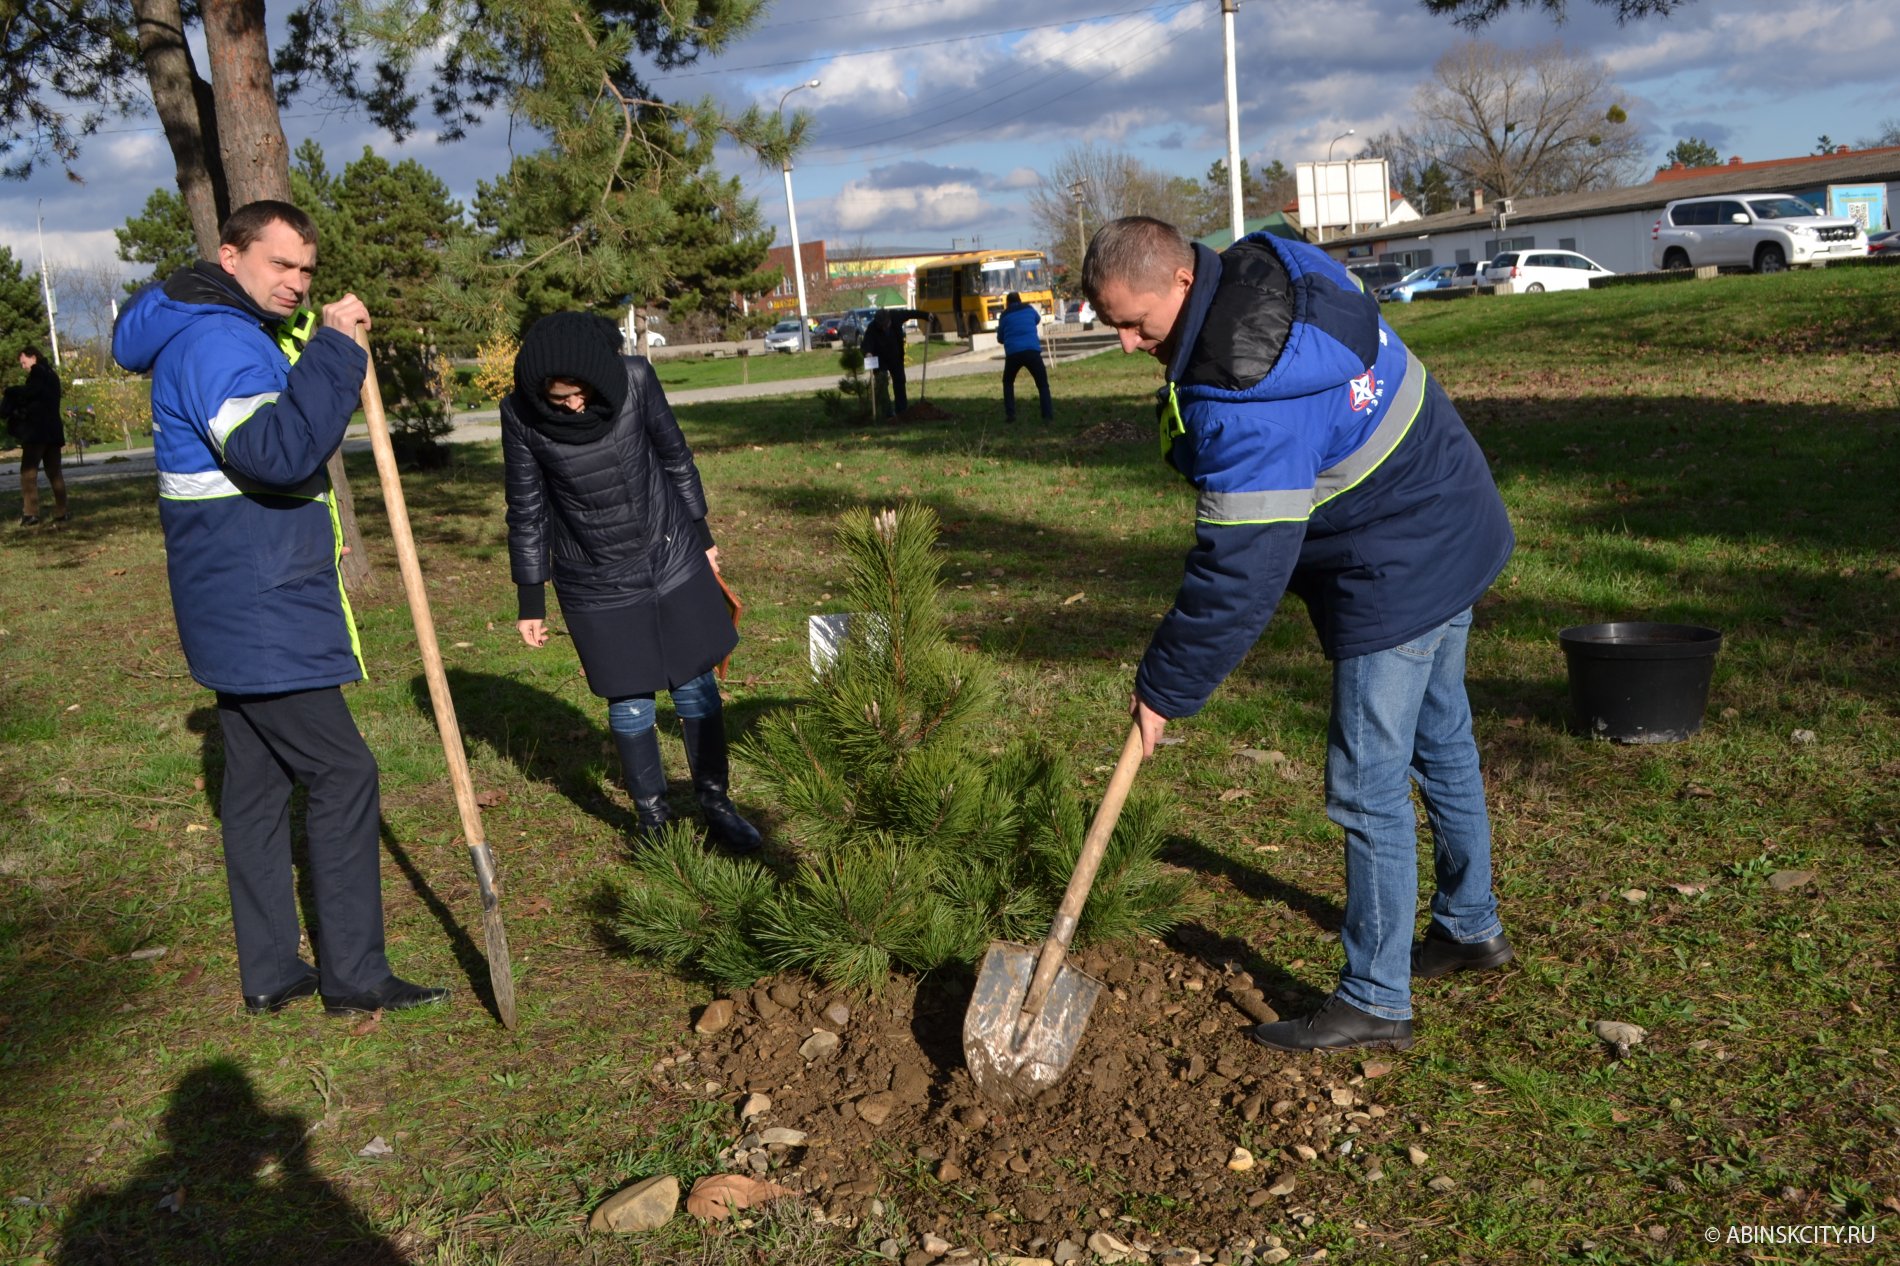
left=502, top=356, right=714, bottom=612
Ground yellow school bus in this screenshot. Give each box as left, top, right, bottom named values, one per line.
left=914, top=250, right=1053, bottom=335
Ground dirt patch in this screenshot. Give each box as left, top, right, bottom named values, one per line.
left=657, top=927, right=1416, bottom=1260
left=900, top=401, right=955, bottom=422
left=1076, top=417, right=1147, bottom=446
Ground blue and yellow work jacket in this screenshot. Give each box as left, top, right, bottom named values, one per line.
left=1136, top=234, right=1514, bottom=719
left=113, top=263, right=369, bottom=695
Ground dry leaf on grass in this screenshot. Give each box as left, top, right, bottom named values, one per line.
left=1218, top=788, right=1251, bottom=803
left=520, top=895, right=552, bottom=917
left=474, top=789, right=508, bottom=809
left=177, top=964, right=203, bottom=989
left=350, top=1011, right=383, bottom=1037
left=1061, top=592, right=1085, bottom=605
left=684, top=1174, right=798, bottom=1220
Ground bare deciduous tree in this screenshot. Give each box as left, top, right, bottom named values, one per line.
left=1410, top=40, right=1647, bottom=200
left=1027, top=144, right=1206, bottom=274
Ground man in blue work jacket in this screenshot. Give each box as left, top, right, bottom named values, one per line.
left=114, top=200, right=447, bottom=1019
left=995, top=291, right=1053, bottom=422
left=1083, top=216, right=1516, bottom=1052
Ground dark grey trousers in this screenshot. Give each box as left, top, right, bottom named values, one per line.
left=214, top=688, right=391, bottom=999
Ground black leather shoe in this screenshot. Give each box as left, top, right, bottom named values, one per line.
left=1411, top=924, right=1514, bottom=979
left=243, top=967, right=320, bottom=1014
left=679, top=716, right=763, bottom=855
left=323, top=976, right=450, bottom=1016
left=1249, top=994, right=1414, bottom=1053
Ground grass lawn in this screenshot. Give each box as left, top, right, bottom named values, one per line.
left=2, top=266, right=1897, bottom=1264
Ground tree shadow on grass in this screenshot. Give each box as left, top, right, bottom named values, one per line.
left=55, top=1060, right=406, bottom=1266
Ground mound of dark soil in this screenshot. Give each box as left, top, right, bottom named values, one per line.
left=655, top=928, right=1422, bottom=1262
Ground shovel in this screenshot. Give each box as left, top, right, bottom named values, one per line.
left=964, top=722, right=1145, bottom=1107
left=354, top=328, right=519, bottom=1030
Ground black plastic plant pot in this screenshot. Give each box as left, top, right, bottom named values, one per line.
left=1558, top=622, right=1723, bottom=743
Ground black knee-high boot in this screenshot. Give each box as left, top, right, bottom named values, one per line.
left=612, top=727, right=671, bottom=842
left=678, top=715, right=763, bottom=854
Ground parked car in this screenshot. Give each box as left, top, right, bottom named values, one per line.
left=1344, top=260, right=1407, bottom=291
left=839, top=307, right=880, bottom=350
left=813, top=314, right=846, bottom=346
left=763, top=318, right=805, bottom=353
left=642, top=331, right=666, bottom=350
left=1867, top=228, right=1899, bottom=255
left=1062, top=299, right=1095, bottom=325
left=1651, top=192, right=1867, bottom=272
left=1482, top=249, right=1615, bottom=293
left=1435, top=260, right=1485, bottom=291
left=1375, top=264, right=1463, bottom=303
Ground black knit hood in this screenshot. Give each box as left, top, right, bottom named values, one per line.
left=513, top=312, right=630, bottom=443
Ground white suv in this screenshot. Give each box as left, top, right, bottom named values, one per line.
left=1652, top=193, right=1867, bottom=273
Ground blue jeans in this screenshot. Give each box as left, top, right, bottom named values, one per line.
left=1326, top=608, right=1502, bottom=1020
left=607, top=670, right=722, bottom=736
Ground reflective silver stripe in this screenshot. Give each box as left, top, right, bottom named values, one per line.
left=1197, top=487, right=1313, bottom=525
left=158, top=466, right=328, bottom=501
left=1191, top=347, right=1428, bottom=526
left=1311, top=346, right=1426, bottom=509
left=159, top=469, right=243, bottom=499
left=208, top=392, right=279, bottom=454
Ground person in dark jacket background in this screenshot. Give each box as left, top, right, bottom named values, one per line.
left=859, top=307, right=931, bottom=418
left=112, top=199, right=447, bottom=1019
left=1083, top=217, right=1516, bottom=1054
left=994, top=292, right=1053, bottom=423
left=503, top=312, right=761, bottom=854
left=4, top=346, right=68, bottom=526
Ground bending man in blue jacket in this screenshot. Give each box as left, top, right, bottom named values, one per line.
left=995, top=291, right=1053, bottom=422
left=114, top=200, right=447, bottom=1019
left=1084, top=217, right=1515, bottom=1052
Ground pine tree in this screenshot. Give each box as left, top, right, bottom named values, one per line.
left=609, top=505, right=1194, bottom=992
left=0, top=246, right=49, bottom=377
left=293, top=140, right=467, bottom=462
left=115, top=188, right=201, bottom=292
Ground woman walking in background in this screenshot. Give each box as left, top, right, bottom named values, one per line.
left=502, top=313, right=761, bottom=854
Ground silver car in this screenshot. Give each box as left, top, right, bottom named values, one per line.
left=1651, top=192, right=1867, bottom=273
left=763, top=318, right=804, bottom=354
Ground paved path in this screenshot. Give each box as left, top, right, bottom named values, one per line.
left=2, top=339, right=1117, bottom=488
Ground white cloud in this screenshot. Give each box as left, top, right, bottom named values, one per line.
left=828, top=178, right=989, bottom=233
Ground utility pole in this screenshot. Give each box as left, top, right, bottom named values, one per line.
left=1221, top=0, right=1244, bottom=245
left=1070, top=180, right=1087, bottom=284
left=35, top=201, right=62, bottom=367
left=778, top=79, right=821, bottom=352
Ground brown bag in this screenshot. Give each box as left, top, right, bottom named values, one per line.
left=712, top=569, right=744, bottom=682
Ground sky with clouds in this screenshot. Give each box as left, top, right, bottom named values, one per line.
left=3, top=0, right=1897, bottom=286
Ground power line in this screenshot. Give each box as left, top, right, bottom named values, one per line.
left=808, top=0, right=1191, bottom=148
left=792, top=4, right=1217, bottom=170
left=652, top=2, right=1193, bottom=81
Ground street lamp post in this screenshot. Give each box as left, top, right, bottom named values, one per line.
left=778, top=79, right=820, bottom=352
left=1322, top=129, right=1356, bottom=243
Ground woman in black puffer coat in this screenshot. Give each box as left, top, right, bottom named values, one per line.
left=502, top=312, right=760, bottom=853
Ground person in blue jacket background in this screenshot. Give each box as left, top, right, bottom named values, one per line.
left=994, top=291, right=1053, bottom=423
left=1083, top=216, right=1516, bottom=1053
left=114, top=200, right=447, bottom=1020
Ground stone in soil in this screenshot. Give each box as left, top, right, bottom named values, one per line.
left=677, top=932, right=1394, bottom=1247
left=589, top=1174, right=678, bottom=1232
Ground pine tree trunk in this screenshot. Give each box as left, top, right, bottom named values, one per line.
left=131, top=0, right=228, bottom=259
left=199, top=0, right=290, bottom=208
left=199, top=0, right=373, bottom=593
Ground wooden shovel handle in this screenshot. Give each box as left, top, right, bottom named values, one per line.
left=351, top=329, right=493, bottom=893
left=1017, top=722, right=1146, bottom=1023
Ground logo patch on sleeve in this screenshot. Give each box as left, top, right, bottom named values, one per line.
left=1348, top=369, right=1384, bottom=413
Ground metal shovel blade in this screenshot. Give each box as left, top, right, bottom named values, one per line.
left=963, top=940, right=1104, bottom=1108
